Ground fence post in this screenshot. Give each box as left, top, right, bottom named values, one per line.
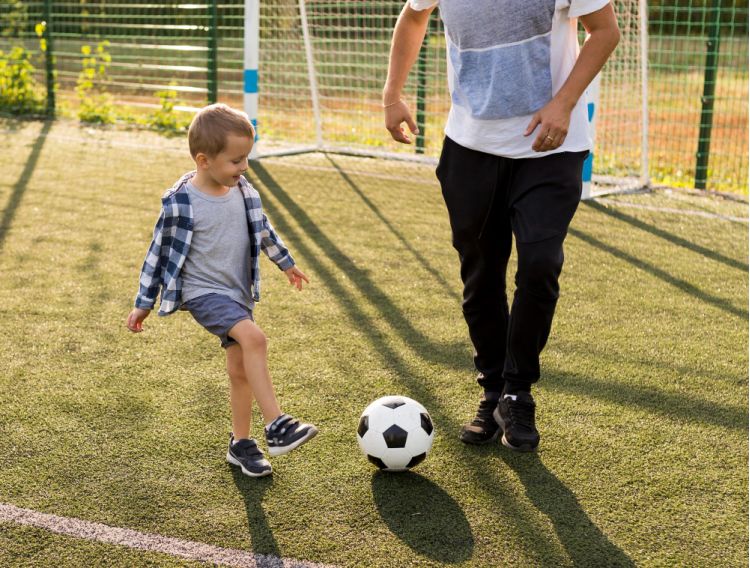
left=639, top=0, right=649, bottom=188
left=415, top=22, right=429, bottom=154
left=244, top=0, right=260, bottom=155
left=207, top=0, right=219, bottom=104
left=299, top=0, right=323, bottom=149
left=695, top=0, right=721, bottom=190
left=42, top=0, right=55, bottom=116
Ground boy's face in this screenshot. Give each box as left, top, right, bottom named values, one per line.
left=199, top=134, right=254, bottom=187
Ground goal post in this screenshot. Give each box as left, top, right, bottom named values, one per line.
left=243, top=0, right=259, bottom=156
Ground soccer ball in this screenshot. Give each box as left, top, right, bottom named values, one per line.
left=357, top=395, right=435, bottom=472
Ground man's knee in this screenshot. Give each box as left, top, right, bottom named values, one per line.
left=516, top=238, right=566, bottom=297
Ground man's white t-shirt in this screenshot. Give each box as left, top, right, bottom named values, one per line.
left=408, top=0, right=610, bottom=158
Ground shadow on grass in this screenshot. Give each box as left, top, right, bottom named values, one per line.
left=551, top=339, right=744, bottom=385
left=324, top=154, right=461, bottom=303
left=585, top=200, right=748, bottom=272
left=544, top=370, right=748, bottom=432
left=498, top=451, right=636, bottom=567
left=248, top=162, right=468, bottom=372
left=371, top=470, right=473, bottom=563
left=230, top=468, right=282, bottom=560
left=78, top=241, right=112, bottom=302
left=0, top=115, right=28, bottom=132
left=568, top=226, right=747, bottom=320
left=0, top=120, right=51, bottom=253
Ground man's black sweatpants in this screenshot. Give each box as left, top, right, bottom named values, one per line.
left=436, top=135, right=588, bottom=392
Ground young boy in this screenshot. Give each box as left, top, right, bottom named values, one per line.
left=126, top=103, right=317, bottom=477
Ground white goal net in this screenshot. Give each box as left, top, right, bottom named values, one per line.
left=251, top=0, right=647, bottom=194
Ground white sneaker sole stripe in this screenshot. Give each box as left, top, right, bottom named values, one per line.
left=226, top=451, right=272, bottom=477
left=267, top=427, right=318, bottom=457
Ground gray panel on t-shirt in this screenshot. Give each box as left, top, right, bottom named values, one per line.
left=439, top=0, right=555, bottom=50
left=181, top=181, right=254, bottom=307
left=449, top=35, right=553, bottom=120
left=440, top=0, right=556, bottom=120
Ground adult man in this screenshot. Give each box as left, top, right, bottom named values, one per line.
left=384, top=1, right=620, bottom=450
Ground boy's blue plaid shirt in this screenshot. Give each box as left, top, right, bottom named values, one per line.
left=134, top=171, right=294, bottom=316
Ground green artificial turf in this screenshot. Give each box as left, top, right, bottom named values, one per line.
left=0, top=118, right=747, bottom=567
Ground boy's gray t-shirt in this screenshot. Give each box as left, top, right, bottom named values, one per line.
left=181, top=181, right=254, bottom=308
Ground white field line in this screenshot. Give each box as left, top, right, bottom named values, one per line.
left=0, top=503, right=337, bottom=568
left=595, top=197, right=748, bottom=223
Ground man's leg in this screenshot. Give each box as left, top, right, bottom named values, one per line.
left=503, top=150, right=588, bottom=388
left=460, top=223, right=513, bottom=395
left=437, top=137, right=513, bottom=443
left=503, top=234, right=567, bottom=389
left=495, top=150, right=588, bottom=451
left=438, top=136, right=513, bottom=391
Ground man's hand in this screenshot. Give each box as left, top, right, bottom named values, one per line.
left=285, top=266, right=310, bottom=291
left=524, top=98, right=573, bottom=152
left=126, top=308, right=151, bottom=332
left=525, top=3, right=619, bottom=154
left=384, top=99, right=419, bottom=144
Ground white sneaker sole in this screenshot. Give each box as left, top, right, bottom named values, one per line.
left=226, top=451, right=272, bottom=477
left=500, top=433, right=537, bottom=452
left=267, top=426, right=318, bottom=457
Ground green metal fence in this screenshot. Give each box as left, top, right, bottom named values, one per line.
left=1, top=0, right=747, bottom=194
left=648, top=1, right=748, bottom=193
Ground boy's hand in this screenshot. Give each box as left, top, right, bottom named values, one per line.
left=285, top=266, right=309, bottom=291
left=127, top=308, right=151, bottom=332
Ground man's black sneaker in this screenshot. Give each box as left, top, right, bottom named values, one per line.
left=459, top=397, right=500, bottom=445
left=226, top=435, right=272, bottom=477
left=265, top=414, right=318, bottom=457
left=493, top=392, right=540, bottom=452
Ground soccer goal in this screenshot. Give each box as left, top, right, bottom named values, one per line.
left=245, top=0, right=649, bottom=198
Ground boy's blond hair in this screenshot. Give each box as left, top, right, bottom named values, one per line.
left=188, top=103, right=255, bottom=158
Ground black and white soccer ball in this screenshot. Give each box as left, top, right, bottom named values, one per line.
left=357, top=395, right=435, bottom=472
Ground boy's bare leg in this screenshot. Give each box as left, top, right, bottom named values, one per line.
left=226, top=343, right=254, bottom=440
left=228, top=320, right=282, bottom=424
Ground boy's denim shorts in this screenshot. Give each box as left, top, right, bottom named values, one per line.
left=181, top=293, right=254, bottom=349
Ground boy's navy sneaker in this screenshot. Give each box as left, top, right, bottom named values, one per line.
left=493, top=392, right=540, bottom=452
left=265, top=414, right=318, bottom=457
left=226, top=435, right=272, bottom=477
left=459, top=397, right=500, bottom=445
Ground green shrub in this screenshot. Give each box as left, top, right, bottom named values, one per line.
left=0, top=45, right=45, bottom=115
left=147, top=86, right=190, bottom=133
left=76, top=40, right=115, bottom=124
